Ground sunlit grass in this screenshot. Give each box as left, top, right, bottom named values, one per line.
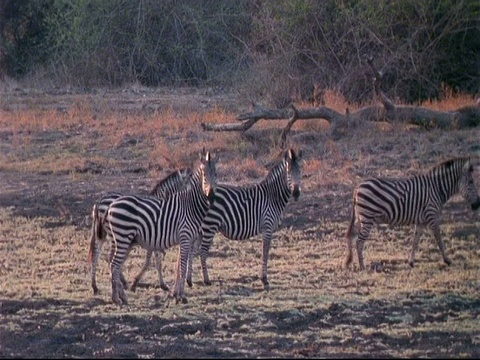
left=0, top=87, right=479, bottom=358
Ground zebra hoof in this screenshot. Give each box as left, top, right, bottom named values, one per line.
left=171, top=295, right=187, bottom=304
left=204, top=280, right=212, bottom=286
left=160, top=284, right=170, bottom=292
left=187, top=279, right=193, bottom=288
left=112, top=295, right=124, bottom=306
left=168, top=292, right=188, bottom=304
left=444, top=258, right=452, bottom=266
left=177, top=297, right=188, bottom=304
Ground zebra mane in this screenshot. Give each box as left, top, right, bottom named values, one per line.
left=262, top=154, right=288, bottom=185
left=429, top=157, right=471, bottom=175
left=150, top=168, right=189, bottom=190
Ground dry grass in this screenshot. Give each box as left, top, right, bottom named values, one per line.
left=0, top=87, right=479, bottom=358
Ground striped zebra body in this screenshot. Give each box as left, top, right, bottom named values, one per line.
left=345, top=157, right=480, bottom=270
left=88, top=168, right=192, bottom=295
left=104, top=149, right=216, bottom=305
left=192, top=148, right=302, bottom=290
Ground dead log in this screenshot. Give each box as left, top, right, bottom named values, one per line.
left=200, top=105, right=344, bottom=132
left=200, top=57, right=480, bottom=136
left=201, top=102, right=479, bottom=132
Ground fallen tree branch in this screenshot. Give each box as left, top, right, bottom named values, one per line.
left=200, top=56, right=480, bottom=135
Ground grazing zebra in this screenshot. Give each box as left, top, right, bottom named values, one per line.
left=344, top=156, right=480, bottom=271
left=104, top=148, right=217, bottom=305
left=88, top=167, right=192, bottom=295
left=190, top=148, right=303, bottom=290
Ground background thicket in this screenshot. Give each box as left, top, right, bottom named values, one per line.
left=1, top=0, right=479, bottom=104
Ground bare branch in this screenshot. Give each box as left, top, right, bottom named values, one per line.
left=279, top=104, right=299, bottom=149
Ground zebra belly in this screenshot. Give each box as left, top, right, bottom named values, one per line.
left=219, top=222, right=261, bottom=240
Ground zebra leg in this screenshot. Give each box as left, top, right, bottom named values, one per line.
left=130, top=250, right=153, bottom=292
left=170, top=239, right=190, bottom=304
left=344, top=209, right=356, bottom=269
left=260, top=231, right=273, bottom=290
left=111, top=266, right=127, bottom=305
left=431, top=222, right=452, bottom=266
left=109, top=239, right=130, bottom=306
left=108, top=239, right=129, bottom=290
left=408, top=225, right=423, bottom=267
left=187, top=234, right=200, bottom=288
left=110, top=259, right=128, bottom=306
left=199, top=231, right=215, bottom=286
left=90, top=238, right=105, bottom=295
left=155, top=250, right=169, bottom=291
left=356, top=221, right=373, bottom=271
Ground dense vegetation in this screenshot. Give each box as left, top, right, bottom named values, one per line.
left=1, top=0, right=479, bottom=103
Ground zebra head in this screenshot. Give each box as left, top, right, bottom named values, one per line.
left=459, top=158, right=480, bottom=211
left=285, top=148, right=303, bottom=201
left=198, top=148, right=217, bottom=203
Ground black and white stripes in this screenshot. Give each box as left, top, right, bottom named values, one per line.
left=344, top=157, right=480, bottom=270
left=88, top=167, right=192, bottom=295
left=104, top=149, right=216, bottom=305
left=193, top=148, right=303, bottom=290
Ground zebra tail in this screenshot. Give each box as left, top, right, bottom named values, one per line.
left=88, top=204, right=101, bottom=264
left=345, top=205, right=356, bottom=240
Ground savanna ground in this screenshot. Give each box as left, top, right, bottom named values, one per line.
left=0, top=82, right=479, bottom=358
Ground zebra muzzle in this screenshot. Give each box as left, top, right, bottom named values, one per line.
left=292, top=186, right=300, bottom=201
left=471, top=199, right=480, bottom=211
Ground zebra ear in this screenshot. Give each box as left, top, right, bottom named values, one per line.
left=287, top=148, right=294, bottom=160
left=470, top=155, right=480, bottom=168
left=287, top=148, right=301, bottom=161
left=296, top=149, right=303, bottom=161
left=463, top=159, right=473, bottom=172
left=200, top=147, right=209, bottom=162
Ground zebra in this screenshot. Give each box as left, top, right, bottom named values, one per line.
left=88, top=167, right=192, bottom=295
left=104, top=148, right=217, bottom=305
left=344, top=156, right=480, bottom=271
left=189, top=148, right=303, bottom=290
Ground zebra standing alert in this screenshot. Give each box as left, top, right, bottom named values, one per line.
left=104, top=148, right=217, bottom=305
left=190, top=148, right=302, bottom=290
left=344, top=157, right=480, bottom=271
left=88, top=167, right=192, bottom=295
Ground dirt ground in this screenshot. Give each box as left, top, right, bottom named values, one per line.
left=0, top=86, right=479, bottom=358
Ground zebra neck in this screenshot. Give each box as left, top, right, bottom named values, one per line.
left=428, top=165, right=462, bottom=204
left=262, top=163, right=291, bottom=203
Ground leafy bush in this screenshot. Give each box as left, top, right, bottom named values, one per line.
left=0, top=0, right=478, bottom=103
